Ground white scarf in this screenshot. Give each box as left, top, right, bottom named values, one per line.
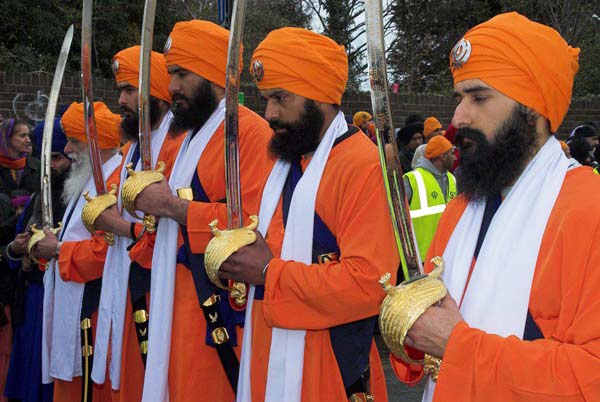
left=237, top=112, right=348, bottom=402
left=423, top=136, right=569, bottom=401
left=141, top=99, right=225, bottom=402
left=42, top=153, right=122, bottom=383
left=92, top=111, right=172, bottom=388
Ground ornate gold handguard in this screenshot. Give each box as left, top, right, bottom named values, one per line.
left=26, top=222, right=63, bottom=266
left=121, top=161, right=166, bottom=233
left=81, top=184, right=118, bottom=245
left=204, top=215, right=259, bottom=307
left=378, top=256, right=447, bottom=381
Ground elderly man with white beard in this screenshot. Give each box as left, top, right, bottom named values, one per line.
left=30, top=101, right=122, bottom=402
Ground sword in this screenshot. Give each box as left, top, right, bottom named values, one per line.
left=26, top=25, right=74, bottom=264
left=364, top=0, right=423, bottom=283
left=130, top=0, right=158, bottom=367
left=365, top=0, right=446, bottom=380
left=79, top=1, right=113, bottom=400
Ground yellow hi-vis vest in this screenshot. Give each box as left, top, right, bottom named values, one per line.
left=405, top=167, right=457, bottom=261
left=594, top=167, right=599, bottom=175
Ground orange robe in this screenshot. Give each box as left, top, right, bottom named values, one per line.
left=248, top=132, right=399, bottom=401
left=112, top=133, right=186, bottom=402
left=53, top=166, right=121, bottom=402
left=132, top=106, right=273, bottom=402
left=392, top=166, right=600, bottom=401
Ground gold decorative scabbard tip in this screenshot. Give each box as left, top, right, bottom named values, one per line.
left=378, top=256, right=447, bottom=375
left=204, top=216, right=259, bottom=305
left=121, top=161, right=166, bottom=218
left=81, top=184, right=118, bottom=234
left=26, top=222, right=63, bottom=265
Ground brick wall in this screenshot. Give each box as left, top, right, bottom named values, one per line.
left=1, top=71, right=598, bottom=138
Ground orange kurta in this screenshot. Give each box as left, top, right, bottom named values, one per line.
left=131, top=106, right=273, bottom=402
left=114, top=132, right=186, bottom=402
left=392, top=166, right=600, bottom=401
left=248, top=132, right=399, bottom=402
left=53, top=165, right=121, bottom=402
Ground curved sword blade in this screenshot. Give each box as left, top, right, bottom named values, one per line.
left=224, top=0, right=246, bottom=229
left=81, top=0, right=106, bottom=195
left=41, top=24, right=74, bottom=228
left=138, top=0, right=157, bottom=171
left=365, top=0, right=423, bottom=281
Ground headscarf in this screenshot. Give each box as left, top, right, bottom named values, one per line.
left=250, top=27, right=348, bottom=104
left=164, top=20, right=241, bottom=88
left=425, top=135, right=453, bottom=159
left=450, top=12, right=579, bottom=132
left=0, top=118, right=27, bottom=169
left=113, top=45, right=172, bottom=102
left=61, top=102, right=121, bottom=149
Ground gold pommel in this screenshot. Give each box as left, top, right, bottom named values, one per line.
left=26, top=222, right=63, bottom=265
left=378, top=257, right=447, bottom=366
left=121, top=161, right=166, bottom=218
left=204, top=215, right=259, bottom=291
left=81, top=184, right=118, bottom=234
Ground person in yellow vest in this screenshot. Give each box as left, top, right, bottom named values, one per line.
left=403, top=135, right=456, bottom=260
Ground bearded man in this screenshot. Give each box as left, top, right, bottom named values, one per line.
left=89, top=46, right=184, bottom=402
left=131, top=20, right=273, bottom=402
left=390, top=12, right=600, bottom=402
left=217, top=28, right=399, bottom=402
left=31, top=101, right=122, bottom=402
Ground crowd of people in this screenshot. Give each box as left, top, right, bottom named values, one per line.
left=0, top=9, right=598, bottom=402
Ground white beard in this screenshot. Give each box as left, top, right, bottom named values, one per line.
left=62, top=152, right=91, bottom=205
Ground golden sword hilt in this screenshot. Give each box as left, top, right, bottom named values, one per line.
left=204, top=215, right=259, bottom=307
left=121, top=161, right=166, bottom=233
left=378, top=256, right=447, bottom=381
left=26, top=222, right=63, bottom=267
left=81, top=184, right=118, bottom=245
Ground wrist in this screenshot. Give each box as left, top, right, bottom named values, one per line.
left=6, top=242, right=23, bottom=261
left=55, top=242, right=62, bottom=258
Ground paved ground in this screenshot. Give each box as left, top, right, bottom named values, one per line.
left=376, top=336, right=426, bottom=402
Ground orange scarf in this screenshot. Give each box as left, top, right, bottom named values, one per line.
left=0, top=154, right=26, bottom=170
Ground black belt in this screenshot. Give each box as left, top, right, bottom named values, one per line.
left=129, top=261, right=151, bottom=367
left=80, top=278, right=102, bottom=402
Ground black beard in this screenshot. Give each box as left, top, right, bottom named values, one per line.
left=268, top=100, right=324, bottom=162
left=456, top=106, right=538, bottom=201
left=169, top=80, right=217, bottom=135
left=120, top=96, right=163, bottom=142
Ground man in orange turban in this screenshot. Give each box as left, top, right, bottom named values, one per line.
left=390, top=12, right=600, bottom=402
left=31, top=101, right=122, bottom=402
left=81, top=46, right=184, bottom=401
left=217, top=27, right=399, bottom=402
left=130, top=20, right=273, bottom=401
left=353, top=111, right=372, bottom=132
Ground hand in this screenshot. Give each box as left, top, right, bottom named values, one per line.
left=135, top=180, right=180, bottom=218
left=404, top=294, right=464, bottom=359
left=219, top=231, right=274, bottom=286
left=94, top=205, right=129, bottom=236
left=31, top=229, right=59, bottom=261
left=11, top=232, right=31, bottom=255
left=22, top=256, right=32, bottom=272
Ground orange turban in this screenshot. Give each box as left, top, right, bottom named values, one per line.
left=353, top=111, right=372, bottom=127
left=61, top=102, right=121, bottom=149
left=424, top=117, right=442, bottom=139
left=250, top=28, right=348, bottom=105
left=425, top=135, right=452, bottom=159
left=450, top=12, right=579, bottom=133
left=164, top=20, right=241, bottom=88
left=112, top=46, right=171, bottom=102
